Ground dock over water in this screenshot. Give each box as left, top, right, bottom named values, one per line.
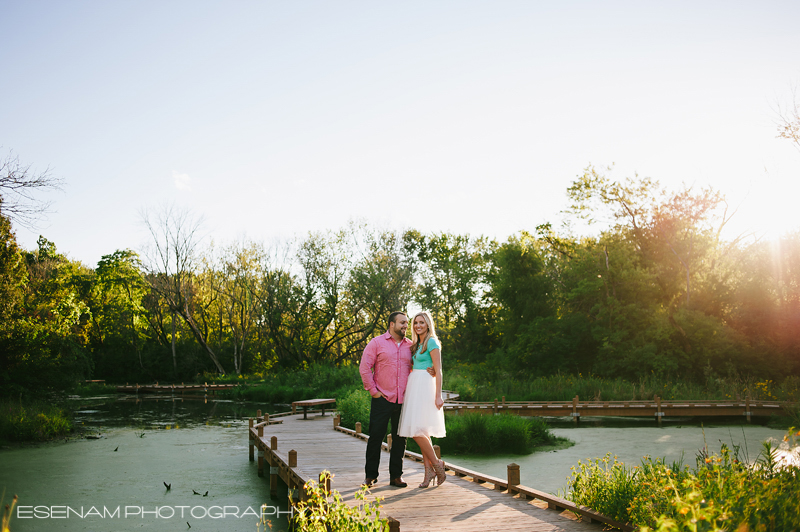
left=248, top=409, right=631, bottom=532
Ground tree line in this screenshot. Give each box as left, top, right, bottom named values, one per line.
left=2, top=168, right=799, bottom=396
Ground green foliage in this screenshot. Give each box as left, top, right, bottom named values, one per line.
left=222, top=364, right=363, bottom=404
left=565, top=433, right=800, bottom=530
left=336, top=388, right=372, bottom=435
left=434, top=413, right=568, bottom=455
left=0, top=399, right=73, bottom=442
left=280, top=471, right=387, bottom=532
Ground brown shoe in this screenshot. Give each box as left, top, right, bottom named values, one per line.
left=361, top=477, right=377, bottom=488
left=389, top=477, right=407, bottom=488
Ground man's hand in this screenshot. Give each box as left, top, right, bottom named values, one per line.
left=370, top=390, right=386, bottom=399
left=426, top=366, right=436, bottom=377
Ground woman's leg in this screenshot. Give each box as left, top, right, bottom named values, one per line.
left=413, top=435, right=438, bottom=465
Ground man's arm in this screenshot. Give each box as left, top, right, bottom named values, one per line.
left=359, top=340, right=385, bottom=399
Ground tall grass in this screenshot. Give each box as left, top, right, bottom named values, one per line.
left=0, top=399, right=73, bottom=442
left=444, top=365, right=800, bottom=403
left=564, top=432, right=800, bottom=530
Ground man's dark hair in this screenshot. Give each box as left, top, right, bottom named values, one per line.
left=387, top=311, right=406, bottom=329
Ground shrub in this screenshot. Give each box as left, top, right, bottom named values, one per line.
left=336, top=389, right=371, bottom=434
left=278, top=471, right=387, bottom=532
left=565, top=431, right=800, bottom=530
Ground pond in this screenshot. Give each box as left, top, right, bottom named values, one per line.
left=0, top=396, right=791, bottom=531
left=450, top=417, right=791, bottom=495
left=0, top=395, right=290, bottom=532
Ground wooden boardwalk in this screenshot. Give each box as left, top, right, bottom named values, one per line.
left=249, top=410, right=629, bottom=532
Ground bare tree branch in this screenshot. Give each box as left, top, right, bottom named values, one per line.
left=0, top=151, right=64, bottom=228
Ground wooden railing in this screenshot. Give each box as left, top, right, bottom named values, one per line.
left=445, top=395, right=788, bottom=424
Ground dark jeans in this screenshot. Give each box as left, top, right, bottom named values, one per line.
left=365, top=396, right=407, bottom=479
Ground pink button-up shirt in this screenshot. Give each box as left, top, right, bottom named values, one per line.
left=359, top=331, right=413, bottom=404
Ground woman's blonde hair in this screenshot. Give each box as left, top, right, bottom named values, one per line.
left=411, top=310, right=439, bottom=356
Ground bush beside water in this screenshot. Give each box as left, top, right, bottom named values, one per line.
left=0, top=400, right=73, bottom=442
left=565, top=433, right=800, bottom=530
left=335, top=390, right=569, bottom=456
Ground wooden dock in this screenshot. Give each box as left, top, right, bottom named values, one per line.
left=445, top=395, right=787, bottom=423
left=248, top=409, right=632, bottom=531
left=115, top=382, right=237, bottom=394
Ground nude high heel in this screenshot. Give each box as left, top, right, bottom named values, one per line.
left=418, top=464, right=436, bottom=488
left=433, top=459, right=446, bottom=486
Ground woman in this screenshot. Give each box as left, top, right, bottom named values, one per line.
left=397, top=310, right=447, bottom=487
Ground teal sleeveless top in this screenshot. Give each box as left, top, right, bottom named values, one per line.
left=412, top=337, right=441, bottom=370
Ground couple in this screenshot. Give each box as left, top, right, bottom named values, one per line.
left=359, top=310, right=446, bottom=489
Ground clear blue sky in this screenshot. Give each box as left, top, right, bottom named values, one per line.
left=2, top=1, right=799, bottom=266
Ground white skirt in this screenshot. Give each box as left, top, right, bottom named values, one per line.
left=397, top=370, right=446, bottom=438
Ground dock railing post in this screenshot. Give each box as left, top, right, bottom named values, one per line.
left=494, top=398, right=498, bottom=414
left=270, top=437, right=278, bottom=498
left=387, top=516, right=400, bottom=532
left=433, top=445, right=441, bottom=459
left=572, top=395, right=579, bottom=424
left=656, top=395, right=662, bottom=426
left=333, top=414, right=340, bottom=428
left=507, top=463, right=520, bottom=494
left=264, top=412, right=270, bottom=424
left=248, top=418, right=254, bottom=461
left=746, top=394, right=751, bottom=423
left=355, top=422, right=362, bottom=435
left=257, top=424, right=264, bottom=477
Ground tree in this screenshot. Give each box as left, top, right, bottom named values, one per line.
left=0, top=151, right=63, bottom=228
left=777, top=87, right=800, bottom=152
left=141, top=205, right=226, bottom=374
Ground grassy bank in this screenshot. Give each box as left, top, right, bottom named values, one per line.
left=564, top=432, right=800, bottom=530
left=0, top=399, right=73, bottom=443
left=336, top=388, right=570, bottom=455
left=215, top=364, right=362, bottom=404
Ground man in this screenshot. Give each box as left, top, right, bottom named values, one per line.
left=359, top=311, right=413, bottom=488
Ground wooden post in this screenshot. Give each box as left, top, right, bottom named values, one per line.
left=264, top=412, right=270, bottom=424
left=289, top=449, right=297, bottom=468
left=292, top=402, right=297, bottom=414
left=502, top=396, right=505, bottom=406
left=270, top=437, right=278, bottom=498
left=572, top=395, right=579, bottom=424
left=355, top=422, right=362, bottom=434
left=494, top=398, right=498, bottom=414
left=333, top=414, right=340, bottom=428
left=248, top=418, right=254, bottom=461
left=656, top=395, right=662, bottom=426
left=507, top=463, right=520, bottom=494
left=746, top=395, right=751, bottom=423
left=387, top=516, right=400, bottom=532
left=256, top=409, right=262, bottom=421
left=387, top=434, right=392, bottom=451
left=257, top=425, right=264, bottom=477
left=433, top=444, right=441, bottom=459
